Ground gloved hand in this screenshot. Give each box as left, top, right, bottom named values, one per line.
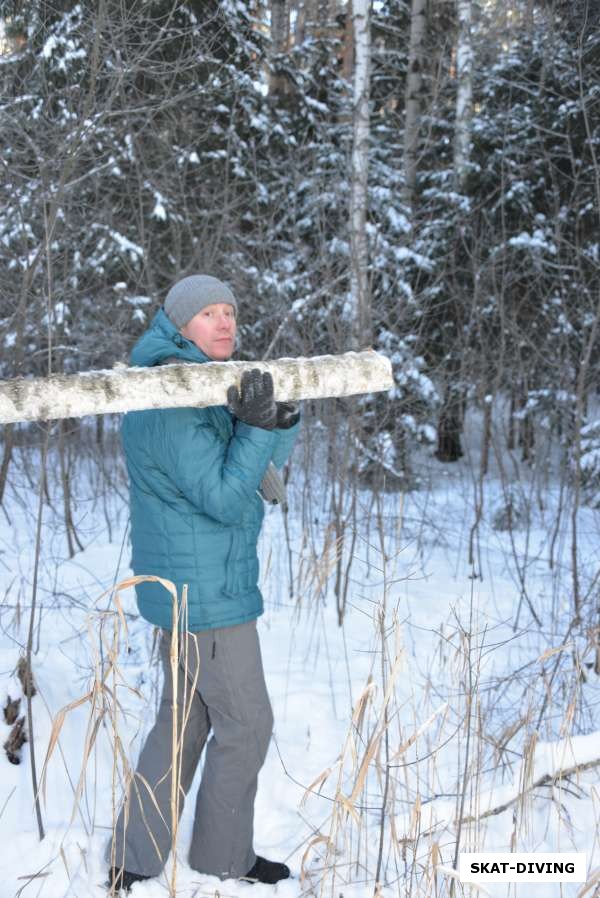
left=275, top=401, right=300, bottom=430
left=227, top=369, right=277, bottom=430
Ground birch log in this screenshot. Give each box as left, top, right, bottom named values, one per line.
left=0, top=351, right=393, bottom=425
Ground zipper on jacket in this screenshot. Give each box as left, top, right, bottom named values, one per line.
left=212, top=638, right=216, bottom=660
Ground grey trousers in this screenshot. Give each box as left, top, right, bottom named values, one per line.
left=108, top=620, right=274, bottom=880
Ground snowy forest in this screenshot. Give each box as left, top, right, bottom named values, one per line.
left=1, top=0, right=600, bottom=896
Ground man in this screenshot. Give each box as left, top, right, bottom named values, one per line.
left=108, top=274, right=299, bottom=893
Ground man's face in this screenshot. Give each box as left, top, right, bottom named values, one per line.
left=180, top=302, right=237, bottom=361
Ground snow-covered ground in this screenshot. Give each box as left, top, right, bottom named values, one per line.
left=1, top=423, right=599, bottom=898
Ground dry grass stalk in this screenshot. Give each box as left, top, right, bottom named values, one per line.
left=577, top=865, right=600, bottom=898
left=37, top=574, right=193, bottom=898
left=169, top=591, right=180, bottom=898
left=389, top=702, right=449, bottom=763
left=296, top=524, right=345, bottom=605
left=168, top=582, right=189, bottom=898
left=514, top=731, right=537, bottom=840
left=299, top=622, right=411, bottom=896
left=300, top=834, right=331, bottom=891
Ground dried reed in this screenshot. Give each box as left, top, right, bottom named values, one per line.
left=39, top=573, right=198, bottom=898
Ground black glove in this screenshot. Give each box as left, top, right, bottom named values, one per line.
left=227, top=369, right=277, bottom=430
left=275, top=401, right=300, bottom=430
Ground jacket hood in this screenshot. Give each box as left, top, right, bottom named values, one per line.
left=130, top=307, right=211, bottom=367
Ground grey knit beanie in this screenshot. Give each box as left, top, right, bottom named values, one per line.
left=164, top=275, right=238, bottom=329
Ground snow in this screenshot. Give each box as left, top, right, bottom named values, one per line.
left=1, top=411, right=599, bottom=898
left=304, top=96, right=330, bottom=114
left=124, top=296, right=151, bottom=307
left=41, top=34, right=86, bottom=72
left=508, top=230, right=557, bottom=254
left=91, top=226, right=144, bottom=262
left=41, top=35, right=59, bottom=59
left=385, top=206, right=410, bottom=233
left=250, top=113, right=269, bottom=131
left=151, top=201, right=166, bottom=221
left=392, top=245, right=434, bottom=270
left=252, top=80, right=269, bottom=98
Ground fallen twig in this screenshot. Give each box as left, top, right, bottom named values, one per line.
left=460, top=755, right=600, bottom=824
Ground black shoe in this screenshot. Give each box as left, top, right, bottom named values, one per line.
left=107, top=867, right=151, bottom=894
left=241, top=855, right=291, bottom=885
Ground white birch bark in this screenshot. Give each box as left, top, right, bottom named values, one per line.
left=454, top=0, right=473, bottom=189
left=350, top=0, right=371, bottom=349
left=0, top=351, right=393, bottom=425
left=403, top=0, right=427, bottom=208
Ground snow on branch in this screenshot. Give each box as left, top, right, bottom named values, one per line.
left=0, top=351, right=393, bottom=424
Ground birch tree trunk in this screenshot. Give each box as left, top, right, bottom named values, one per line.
left=297, top=0, right=333, bottom=40
left=350, top=0, right=372, bottom=349
left=318, top=0, right=331, bottom=34
left=303, top=0, right=319, bottom=38
left=0, top=352, right=393, bottom=425
left=403, top=0, right=427, bottom=208
left=294, top=0, right=306, bottom=44
left=269, top=0, right=289, bottom=95
left=341, top=0, right=354, bottom=81
left=454, top=0, right=473, bottom=189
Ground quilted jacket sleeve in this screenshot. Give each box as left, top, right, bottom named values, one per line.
left=161, top=408, right=276, bottom=525
left=271, top=418, right=300, bottom=469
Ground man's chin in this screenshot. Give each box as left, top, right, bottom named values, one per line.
left=211, top=348, right=234, bottom=361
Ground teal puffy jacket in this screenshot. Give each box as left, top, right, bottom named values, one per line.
left=121, top=308, right=299, bottom=631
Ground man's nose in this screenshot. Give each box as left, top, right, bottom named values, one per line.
left=216, top=314, right=232, bottom=329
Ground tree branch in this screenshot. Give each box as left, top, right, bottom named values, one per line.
left=459, top=755, right=600, bottom=824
